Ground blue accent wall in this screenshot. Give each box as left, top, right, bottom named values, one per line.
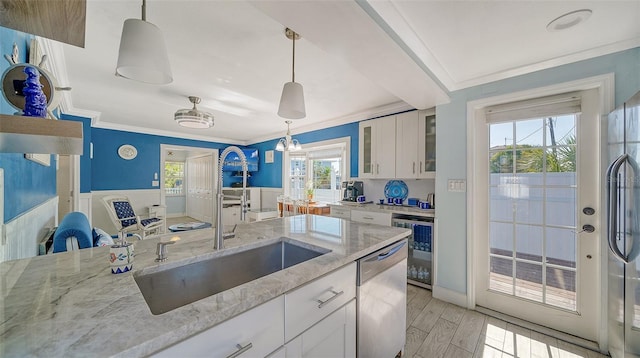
left=91, top=128, right=245, bottom=190
left=0, top=26, right=58, bottom=222
left=250, top=122, right=359, bottom=188
left=60, top=114, right=91, bottom=193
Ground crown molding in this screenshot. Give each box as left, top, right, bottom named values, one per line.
left=92, top=120, right=247, bottom=146
left=247, top=100, right=414, bottom=145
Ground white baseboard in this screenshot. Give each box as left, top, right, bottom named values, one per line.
left=432, top=285, right=468, bottom=308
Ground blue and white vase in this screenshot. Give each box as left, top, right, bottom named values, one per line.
left=109, top=243, right=134, bottom=274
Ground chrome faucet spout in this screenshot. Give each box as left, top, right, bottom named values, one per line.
left=215, top=146, right=248, bottom=250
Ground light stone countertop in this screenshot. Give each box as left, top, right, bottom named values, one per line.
left=328, top=202, right=435, bottom=217
left=0, top=215, right=410, bottom=357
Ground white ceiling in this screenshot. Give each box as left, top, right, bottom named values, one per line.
left=50, top=0, right=640, bottom=145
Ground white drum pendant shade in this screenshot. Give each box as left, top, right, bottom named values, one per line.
left=116, top=19, right=173, bottom=84
left=278, top=81, right=306, bottom=119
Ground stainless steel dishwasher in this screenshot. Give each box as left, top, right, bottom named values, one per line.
left=357, top=239, right=408, bottom=358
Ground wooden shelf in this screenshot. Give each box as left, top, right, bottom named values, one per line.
left=0, top=114, right=83, bottom=154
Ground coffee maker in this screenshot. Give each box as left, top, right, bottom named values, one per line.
left=342, top=180, right=364, bottom=201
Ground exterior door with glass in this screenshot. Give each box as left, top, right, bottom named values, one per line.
left=475, top=89, right=600, bottom=340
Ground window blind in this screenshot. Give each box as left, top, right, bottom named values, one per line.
left=484, top=92, right=581, bottom=123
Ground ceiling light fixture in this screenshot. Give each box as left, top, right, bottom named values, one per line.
left=546, top=9, right=592, bottom=32
left=116, top=0, right=173, bottom=84
left=275, top=120, right=302, bottom=152
left=278, top=28, right=306, bottom=119
left=174, top=96, right=214, bottom=129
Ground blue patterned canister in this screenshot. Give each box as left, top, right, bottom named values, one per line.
left=109, top=243, right=134, bottom=274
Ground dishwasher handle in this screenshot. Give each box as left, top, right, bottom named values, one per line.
left=367, top=241, right=406, bottom=262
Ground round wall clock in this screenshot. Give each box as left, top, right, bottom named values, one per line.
left=118, top=144, right=137, bottom=160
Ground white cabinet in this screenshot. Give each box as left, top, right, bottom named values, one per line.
left=329, top=206, right=351, bottom=220
left=285, top=262, right=356, bottom=341
left=358, top=116, right=396, bottom=179
left=350, top=210, right=392, bottom=226
left=220, top=187, right=261, bottom=227
left=396, top=109, right=436, bottom=179
left=283, top=299, right=356, bottom=358
left=153, top=296, right=285, bottom=357
left=417, top=109, right=436, bottom=178
left=395, top=111, right=420, bottom=178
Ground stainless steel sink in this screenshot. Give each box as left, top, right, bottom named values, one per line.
left=134, top=239, right=330, bottom=315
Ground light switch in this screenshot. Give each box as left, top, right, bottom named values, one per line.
left=447, top=179, right=466, bottom=192
left=152, top=180, right=159, bottom=187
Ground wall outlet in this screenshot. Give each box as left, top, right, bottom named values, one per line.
left=152, top=180, right=159, bottom=187
left=447, top=179, right=466, bottom=192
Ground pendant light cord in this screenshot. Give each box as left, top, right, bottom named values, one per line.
left=291, top=30, right=296, bottom=83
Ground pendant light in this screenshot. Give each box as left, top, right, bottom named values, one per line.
left=174, top=96, right=214, bottom=128
left=275, top=120, right=302, bottom=151
left=116, top=0, right=173, bottom=84
left=277, top=28, right=306, bottom=119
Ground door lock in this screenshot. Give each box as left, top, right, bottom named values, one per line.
left=582, top=207, right=595, bottom=215
left=576, top=224, right=595, bottom=234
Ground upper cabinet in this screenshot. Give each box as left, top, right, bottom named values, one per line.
left=359, top=110, right=436, bottom=180
left=0, top=0, right=87, bottom=48
left=396, top=109, right=436, bottom=179
left=358, top=116, right=396, bottom=179
left=417, top=109, right=436, bottom=178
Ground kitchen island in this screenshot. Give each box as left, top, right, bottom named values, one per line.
left=0, top=215, right=410, bottom=357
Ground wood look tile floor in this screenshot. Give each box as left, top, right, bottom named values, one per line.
left=405, top=285, right=608, bottom=358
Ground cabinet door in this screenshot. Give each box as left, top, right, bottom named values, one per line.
left=396, top=111, right=420, bottom=179
left=300, top=299, right=356, bottom=358
left=417, top=109, right=436, bottom=179
left=153, top=296, right=285, bottom=357
left=222, top=206, right=240, bottom=228
left=358, top=120, right=375, bottom=178
left=375, top=116, right=397, bottom=178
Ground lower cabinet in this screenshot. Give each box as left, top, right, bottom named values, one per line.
left=153, top=262, right=357, bottom=358
left=152, top=296, right=284, bottom=357
left=350, top=209, right=392, bottom=226
left=280, top=299, right=356, bottom=358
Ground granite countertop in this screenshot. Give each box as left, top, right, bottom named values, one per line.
left=0, top=215, right=410, bottom=357
left=329, top=202, right=435, bottom=217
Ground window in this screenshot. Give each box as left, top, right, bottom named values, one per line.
left=165, top=161, right=185, bottom=195
left=284, top=138, right=349, bottom=203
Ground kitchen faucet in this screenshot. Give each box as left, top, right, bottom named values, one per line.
left=215, top=146, right=248, bottom=250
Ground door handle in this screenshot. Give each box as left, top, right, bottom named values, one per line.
left=575, top=224, right=595, bottom=234
left=226, top=343, right=253, bottom=358
left=606, top=154, right=630, bottom=263
left=316, top=289, right=344, bottom=308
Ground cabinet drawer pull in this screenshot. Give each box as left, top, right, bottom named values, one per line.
left=376, top=163, right=379, bottom=174
left=420, top=161, right=423, bottom=173
left=413, top=162, right=415, bottom=174
left=227, top=343, right=253, bottom=358
left=316, top=289, right=344, bottom=308
left=363, top=216, right=374, bottom=220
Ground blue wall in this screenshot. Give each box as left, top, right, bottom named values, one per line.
left=250, top=122, right=360, bottom=188
left=0, top=26, right=58, bottom=222
left=91, top=128, right=247, bottom=190
left=434, top=47, right=640, bottom=295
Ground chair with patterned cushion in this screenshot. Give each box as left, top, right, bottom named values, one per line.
left=101, top=195, right=164, bottom=239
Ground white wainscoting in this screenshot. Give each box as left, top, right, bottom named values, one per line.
left=260, top=188, right=283, bottom=211
left=91, top=189, right=162, bottom=236
left=1, top=197, right=58, bottom=263
left=78, top=193, right=92, bottom=223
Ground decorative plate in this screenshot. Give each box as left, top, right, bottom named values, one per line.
left=118, top=144, right=137, bottom=160
left=384, top=180, right=409, bottom=200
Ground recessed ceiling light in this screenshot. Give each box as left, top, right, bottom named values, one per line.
left=547, top=9, right=592, bottom=32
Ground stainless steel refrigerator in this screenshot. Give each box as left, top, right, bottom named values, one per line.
left=606, top=90, right=640, bottom=358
